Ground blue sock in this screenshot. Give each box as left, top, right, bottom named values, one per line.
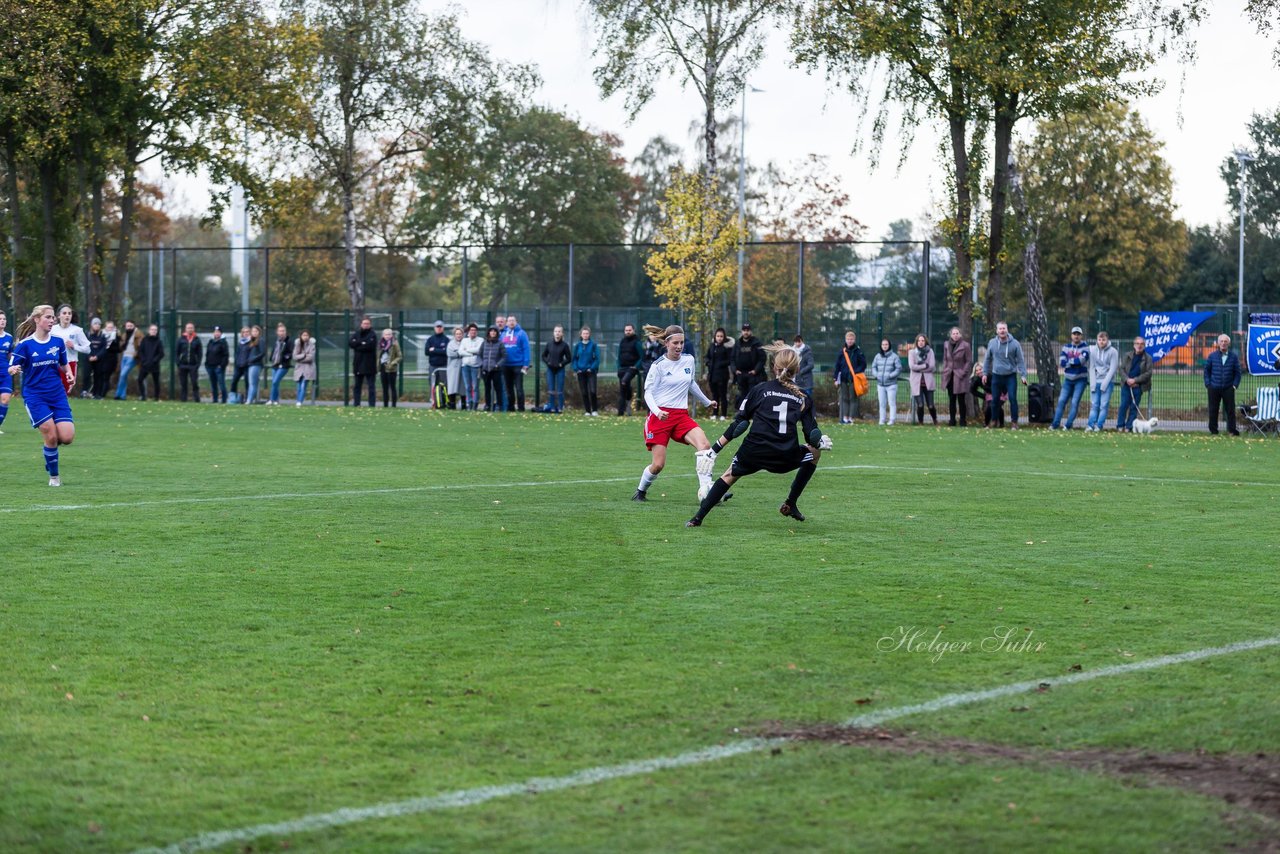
left=0, top=403, right=7, bottom=427
left=43, top=447, right=58, bottom=477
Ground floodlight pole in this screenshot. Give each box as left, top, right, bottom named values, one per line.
left=735, top=84, right=763, bottom=332
left=1234, top=148, right=1254, bottom=335
left=736, top=85, right=747, bottom=332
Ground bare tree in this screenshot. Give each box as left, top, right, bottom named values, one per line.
left=588, top=0, right=787, bottom=182
left=275, top=0, right=531, bottom=313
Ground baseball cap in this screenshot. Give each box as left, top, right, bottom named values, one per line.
left=213, top=325, right=222, bottom=331
left=1070, top=326, right=1083, bottom=334
left=741, top=322, right=752, bottom=330
left=434, top=319, right=445, bottom=327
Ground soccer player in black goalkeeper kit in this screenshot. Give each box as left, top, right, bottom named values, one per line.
left=687, top=345, right=832, bottom=527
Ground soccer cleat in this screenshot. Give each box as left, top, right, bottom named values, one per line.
left=779, top=502, right=805, bottom=521
left=48, top=476, right=62, bottom=487
left=720, top=492, right=733, bottom=504
left=631, top=489, right=647, bottom=502
left=685, top=517, right=702, bottom=527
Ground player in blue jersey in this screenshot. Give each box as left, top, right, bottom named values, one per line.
left=0, top=309, right=13, bottom=434
left=8, top=305, right=75, bottom=486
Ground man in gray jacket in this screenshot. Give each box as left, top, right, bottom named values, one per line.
left=982, top=322, right=1027, bottom=428
left=1085, top=331, right=1119, bottom=431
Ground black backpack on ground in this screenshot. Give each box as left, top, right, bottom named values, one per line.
left=1026, top=382, right=1053, bottom=423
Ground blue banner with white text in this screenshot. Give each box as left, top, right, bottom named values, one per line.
left=1140, top=311, right=1214, bottom=363
left=1246, top=324, right=1280, bottom=376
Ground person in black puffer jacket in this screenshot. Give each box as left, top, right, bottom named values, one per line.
left=204, top=326, right=230, bottom=403
left=541, top=325, right=572, bottom=413
left=615, top=324, right=644, bottom=416
left=704, top=327, right=733, bottom=419
left=479, top=326, right=507, bottom=411
left=138, top=323, right=165, bottom=401
left=349, top=316, right=378, bottom=406
left=731, top=323, right=766, bottom=406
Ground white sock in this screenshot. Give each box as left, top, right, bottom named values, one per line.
left=639, top=466, right=658, bottom=491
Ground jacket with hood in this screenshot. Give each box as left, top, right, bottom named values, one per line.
left=501, top=324, right=530, bottom=367
left=1087, top=343, right=1118, bottom=388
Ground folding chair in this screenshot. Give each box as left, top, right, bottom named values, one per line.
left=1241, top=387, right=1280, bottom=437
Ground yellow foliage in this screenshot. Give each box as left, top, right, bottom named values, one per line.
left=644, top=170, right=745, bottom=341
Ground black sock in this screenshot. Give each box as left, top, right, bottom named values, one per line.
left=694, top=478, right=731, bottom=520
left=786, top=462, right=817, bottom=506
left=712, top=436, right=727, bottom=454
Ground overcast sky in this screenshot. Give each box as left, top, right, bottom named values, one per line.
left=172, top=0, right=1280, bottom=244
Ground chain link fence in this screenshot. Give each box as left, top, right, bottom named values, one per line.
left=84, top=240, right=1278, bottom=425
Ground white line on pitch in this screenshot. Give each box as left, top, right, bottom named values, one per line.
left=6, top=462, right=1277, bottom=515
left=133, top=634, right=1280, bottom=854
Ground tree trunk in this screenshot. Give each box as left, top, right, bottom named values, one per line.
left=703, top=68, right=718, bottom=183
left=986, top=97, right=1016, bottom=325
left=109, top=153, right=139, bottom=317
left=4, top=132, right=24, bottom=310
left=88, top=177, right=107, bottom=317
left=341, top=177, right=363, bottom=315
left=1008, top=156, right=1056, bottom=402
left=948, top=113, right=973, bottom=339
left=39, top=157, right=58, bottom=304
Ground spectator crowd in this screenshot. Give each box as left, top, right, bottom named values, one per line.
left=11, top=307, right=1253, bottom=434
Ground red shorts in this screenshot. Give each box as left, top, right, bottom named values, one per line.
left=644, top=408, right=700, bottom=448
left=62, top=361, right=78, bottom=394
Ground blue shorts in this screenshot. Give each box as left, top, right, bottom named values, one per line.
left=0, top=376, right=11, bottom=395
left=23, top=394, right=73, bottom=428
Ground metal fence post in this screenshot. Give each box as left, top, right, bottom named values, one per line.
left=398, top=310, right=405, bottom=400
left=797, top=239, right=805, bottom=337
left=312, top=309, right=320, bottom=402
left=567, top=244, right=574, bottom=330
left=922, top=240, right=931, bottom=337
left=461, top=246, right=469, bottom=323
left=166, top=307, right=177, bottom=400
left=263, top=248, right=271, bottom=331
left=534, top=307, right=542, bottom=409
left=343, top=309, right=351, bottom=406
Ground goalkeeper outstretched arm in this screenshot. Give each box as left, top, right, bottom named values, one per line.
left=801, top=405, right=833, bottom=451
left=709, top=413, right=750, bottom=455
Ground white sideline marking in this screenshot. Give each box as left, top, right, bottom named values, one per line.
left=134, top=635, right=1280, bottom=854
left=8, top=463, right=1279, bottom=515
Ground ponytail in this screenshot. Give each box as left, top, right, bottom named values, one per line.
left=16, top=304, right=53, bottom=341
left=643, top=324, right=683, bottom=342
left=765, top=343, right=807, bottom=410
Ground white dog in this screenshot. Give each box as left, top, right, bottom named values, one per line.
left=1132, top=416, right=1159, bottom=434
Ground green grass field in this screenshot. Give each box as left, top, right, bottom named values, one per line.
left=2, top=402, right=1277, bottom=852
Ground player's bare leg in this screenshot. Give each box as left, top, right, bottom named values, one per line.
left=634, top=444, right=667, bottom=501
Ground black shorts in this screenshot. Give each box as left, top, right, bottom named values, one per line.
left=730, top=444, right=813, bottom=477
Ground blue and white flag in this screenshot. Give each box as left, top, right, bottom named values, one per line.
left=1246, top=324, right=1280, bottom=376
left=1140, top=311, right=1213, bottom=363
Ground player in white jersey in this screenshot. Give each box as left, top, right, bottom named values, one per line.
left=632, top=324, right=720, bottom=502
left=51, top=304, right=91, bottom=395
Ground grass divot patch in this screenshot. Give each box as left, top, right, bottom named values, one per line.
left=767, top=723, right=1280, bottom=847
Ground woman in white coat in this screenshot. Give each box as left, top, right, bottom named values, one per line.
left=457, top=323, right=484, bottom=410
left=445, top=326, right=464, bottom=409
